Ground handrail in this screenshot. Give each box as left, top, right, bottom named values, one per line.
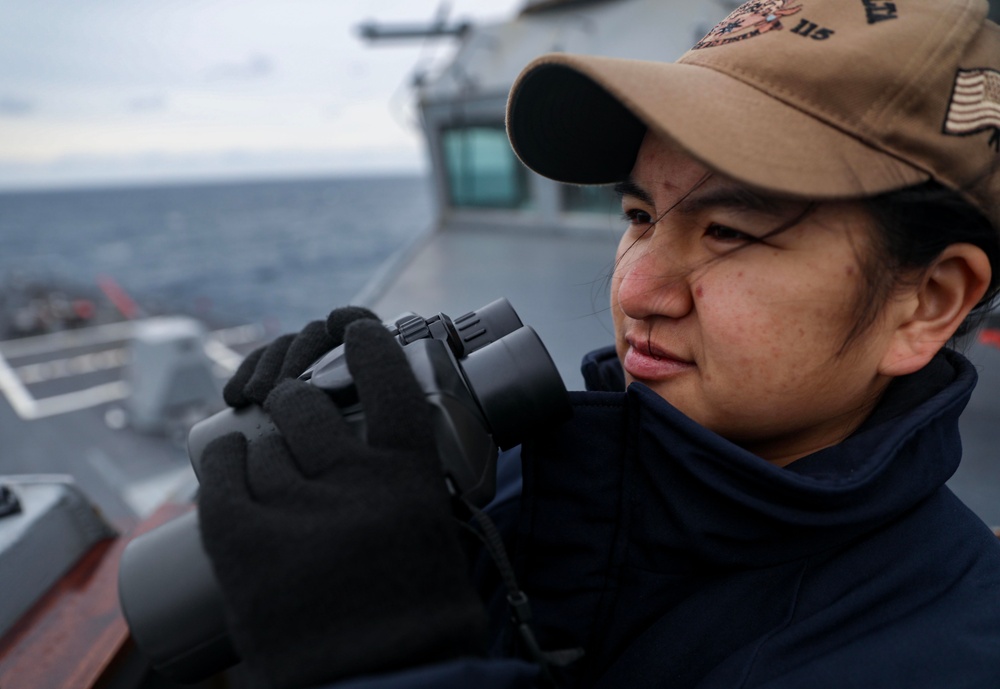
left=0, top=500, right=193, bottom=688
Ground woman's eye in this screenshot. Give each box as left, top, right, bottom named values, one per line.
left=705, top=223, right=756, bottom=243
left=623, top=208, right=653, bottom=225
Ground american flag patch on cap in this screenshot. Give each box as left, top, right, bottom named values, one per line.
left=944, top=68, right=1000, bottom=146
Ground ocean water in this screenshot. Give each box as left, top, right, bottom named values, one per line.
left=0, top=175, right=433, bottom=333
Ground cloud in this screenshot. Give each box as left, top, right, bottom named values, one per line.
left=0, top=0, right=525, bottom=188
left=127, top=95, right=168, bottom=113
left=0, top=96, right=35, bottom=117
left=207, top=53, right=275, bottom=81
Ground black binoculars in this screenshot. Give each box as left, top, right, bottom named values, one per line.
left=118, top=298, right=570, bottom=683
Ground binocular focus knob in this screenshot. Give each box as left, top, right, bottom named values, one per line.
left=396, top=314, right=432, bottom=345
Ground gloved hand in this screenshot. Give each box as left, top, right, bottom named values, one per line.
left=198, top=318, right=488, bottom=689
left=223, top=306, right=378, bottom=408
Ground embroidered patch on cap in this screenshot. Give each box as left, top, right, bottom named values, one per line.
left=692, top=0, right=803, bottom=50
left=944, top=68, right=1000, bottom=151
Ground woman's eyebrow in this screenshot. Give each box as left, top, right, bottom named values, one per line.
left=678, top=185, right=797, bottom=217
left=614, top=176, right=791, bottom=217
left=613, top=178, right=654, bottom=205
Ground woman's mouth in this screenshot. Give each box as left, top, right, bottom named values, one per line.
left=623, top=337, right=694, bottom=381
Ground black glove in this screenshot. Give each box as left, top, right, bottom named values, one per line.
left=198, top=318, right=488, bottom=689
left=223, top=306, right=378, bottom=408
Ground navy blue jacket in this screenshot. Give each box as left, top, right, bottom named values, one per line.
left=329, top=347, right=1000, bottom=688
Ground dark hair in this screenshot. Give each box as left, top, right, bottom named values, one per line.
left=852, top=181, right=1000, bottom=347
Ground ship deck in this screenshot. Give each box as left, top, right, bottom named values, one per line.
left=0, top=321, right=264, bottom=522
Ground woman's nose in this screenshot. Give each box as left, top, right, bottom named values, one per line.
left=614, top=241, right=694, bottom=320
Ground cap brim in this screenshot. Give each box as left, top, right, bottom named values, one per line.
left=507, top=54, right=930, bottom=199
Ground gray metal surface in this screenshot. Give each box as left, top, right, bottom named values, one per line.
left=0, top=323, right=263, bottom=523
left=0, top=477, right=117, bottom=638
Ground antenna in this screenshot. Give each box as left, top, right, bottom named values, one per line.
left=357, top=2, right=471, bottom=43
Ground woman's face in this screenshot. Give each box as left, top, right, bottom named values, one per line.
left=611, top=133, right=900, bottom=465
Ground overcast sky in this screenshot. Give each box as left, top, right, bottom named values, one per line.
left=0, top=0, right=522, bottom=190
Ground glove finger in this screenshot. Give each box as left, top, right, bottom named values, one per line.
left=225, top=309, right=378, bottom=409
left=222, top=346, right=265, bottom=408
left=241, top=333, right=296, bottom=406
left=278, top=320, right=335, bottom=380
left=343, top=319, right=435, bottom=453
left=325, top=306, right=379, bottom=345
left=198, top=432, right=252, bottom=505
left=244, top=433, right=304, bottom=502
left=264, top=378, right=362, bottom=477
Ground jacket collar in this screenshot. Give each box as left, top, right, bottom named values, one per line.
left=535, top=346, right=976, bottom=568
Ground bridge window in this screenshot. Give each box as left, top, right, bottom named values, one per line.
left=442, top=126, right=529, bottom=209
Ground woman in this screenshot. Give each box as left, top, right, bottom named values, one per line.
left=197, top=0, right=1000, bottom=687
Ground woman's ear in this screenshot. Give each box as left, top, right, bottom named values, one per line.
left=879, top=243, right=992, bottom=377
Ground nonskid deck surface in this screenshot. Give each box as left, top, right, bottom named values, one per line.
left=0, top=320, right=262, bottom=421
left=0, top=319, right=266, bottom=522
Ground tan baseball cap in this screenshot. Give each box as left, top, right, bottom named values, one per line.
left=507, top=0, right=1000, bottom=227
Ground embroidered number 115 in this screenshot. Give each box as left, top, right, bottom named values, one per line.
left=790, top=19, right=835, bottom=40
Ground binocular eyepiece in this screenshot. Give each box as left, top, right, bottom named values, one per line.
left=119, top=298, right=571, bottom=683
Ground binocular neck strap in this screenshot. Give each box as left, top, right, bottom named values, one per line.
left=457, top=497, right=585, bottom=687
